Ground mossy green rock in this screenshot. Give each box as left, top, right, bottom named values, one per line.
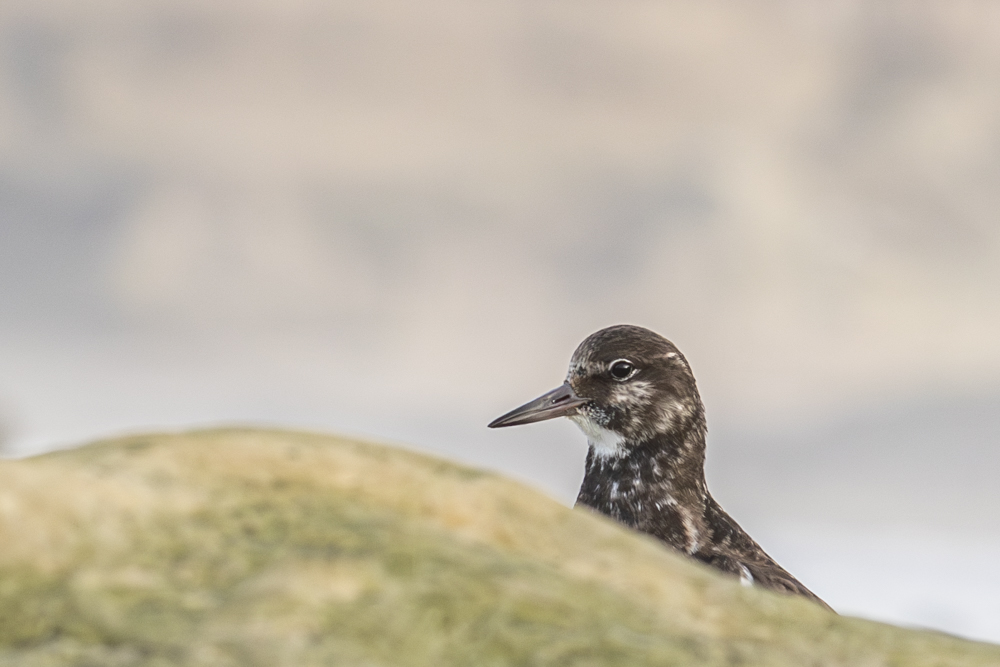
left=0, top=429, right=996, bottom=666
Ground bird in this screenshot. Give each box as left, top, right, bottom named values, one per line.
left=489, top=324, right=830, bottom=609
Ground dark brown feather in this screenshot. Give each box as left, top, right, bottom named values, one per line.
left=568, top=325, right=832, bottom=609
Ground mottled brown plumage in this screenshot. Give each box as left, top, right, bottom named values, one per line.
left=490, top=324, right=830, bottom=609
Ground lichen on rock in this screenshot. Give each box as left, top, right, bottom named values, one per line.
left=0, top=428, right=996, bottom=666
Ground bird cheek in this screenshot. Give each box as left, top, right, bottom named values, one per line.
left=609, top=380, right=655, bottom=407
left=649, top=401, right=687, bottom=435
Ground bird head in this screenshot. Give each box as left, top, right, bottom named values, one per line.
left=489, top=325, right=704, bottom=456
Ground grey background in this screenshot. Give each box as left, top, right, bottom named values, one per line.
left=2, top=0, right=999, bottom=642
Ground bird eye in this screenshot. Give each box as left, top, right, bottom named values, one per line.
left=609, top=359, right=636, bottom=381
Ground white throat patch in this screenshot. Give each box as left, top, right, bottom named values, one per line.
left=569, top=412, right=626, bottom=458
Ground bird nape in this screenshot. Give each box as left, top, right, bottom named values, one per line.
left=489, top=324, right=831, bottom=610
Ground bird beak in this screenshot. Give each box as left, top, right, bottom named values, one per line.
left=488, top=383, right=589, bottom=428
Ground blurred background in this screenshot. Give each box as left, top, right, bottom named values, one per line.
left=2, top=0, right=999, bottom=642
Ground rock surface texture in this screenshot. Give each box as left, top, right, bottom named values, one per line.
left=0, top=428, right=996, bottom=666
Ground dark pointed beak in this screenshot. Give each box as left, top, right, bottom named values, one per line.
left=488, top=383, right=589, bottom=428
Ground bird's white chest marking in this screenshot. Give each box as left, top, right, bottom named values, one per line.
left=569, top=413, right=625, bottom=458
left=739, top=564, right=754, bottom=587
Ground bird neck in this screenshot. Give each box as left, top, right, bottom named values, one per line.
left=576, top=410, right=710, bottom=521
